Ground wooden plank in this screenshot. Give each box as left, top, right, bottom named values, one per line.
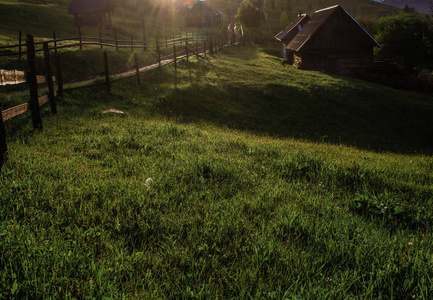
left=36, top=75, right=56, bottom=84
left=0, top=69, right=53, bottom=85
left=38, top=94, right=49, bottom=106
left=2, top=103, right=29, bottom=121
left=0, top=69, right=25, bottom=85
left=2, top=95, right=51, bottom=121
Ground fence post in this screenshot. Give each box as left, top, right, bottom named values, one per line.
left=174, top=44, right=178, bottom=88
left=43, top=42, right=56, bottom=114
left=165, top=35, right=168, bottom=52
left=156, top=38, right=161, bottom=72
left=186, top=39, right=189, bottom=62
left=114, top=29, right=118, bottom=51
left=55, top=55, right=63, bottom=98
left=78, top=26, right=82, bottom=50
left=104, top=52, right=110, bottom=92
left=130, top=36, right=133, bottom=51
left=53, top=31, right=58, bottom=55
left=196, top=41, right=199, bottom=60
left=173, top=45, right=177, bottom=69
left=0, top=99, right=7, bottom=170
left=26, top=34, right=42, bottom=130
left=18, top=30, right=22, bottom=61
left=215, top=37, right=218, bottom=53
left=141, top=15, right=146, bottom=51
left=99, top=28, right=103, bottom=49
left=204, top=41, right=206, bottom=58
left=210, top=38, right=213, bottom=55
left=134, top=52, right=141, bottom=85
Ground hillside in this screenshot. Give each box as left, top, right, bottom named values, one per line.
left=0, top=0, right=403, bottom=45
left=380, top=0, right=431, bottom=14
left=1, top=1, right=433, bottom=299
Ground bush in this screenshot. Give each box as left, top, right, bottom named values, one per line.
left=375, top=14, right=433, bottom=71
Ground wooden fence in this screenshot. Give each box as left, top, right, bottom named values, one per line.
left=0, top=28, right=147, bottom=59
left=0, top=31, right=240, bottom=169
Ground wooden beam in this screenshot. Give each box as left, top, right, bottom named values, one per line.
left=26, top=34, right=42, bottom=130
left=43, top=42, right=56, bottom=114
left=0, top=98, right=7, bottom=169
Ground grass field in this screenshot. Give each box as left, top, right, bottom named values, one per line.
left=1, top=43, right=433, bottom=298
left=1, top=0, right=433, bottom=299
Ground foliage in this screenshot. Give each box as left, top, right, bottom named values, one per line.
left=356, top=16, right=379, bottom=37
left=279, top=11, right=289, bottom=27
left=236, top=0, right=267, bottom=27
left=375, top=14, right=433, bottom=71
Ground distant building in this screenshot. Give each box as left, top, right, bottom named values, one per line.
left=183, top=0, right=222, bottom=28
left=286, top=5, right=380, bottom=75
left=275, top=14, right=310, bottom=58
left=68, top=0, right=114, bottom=29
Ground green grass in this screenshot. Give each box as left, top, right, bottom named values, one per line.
left=1, top=44, right=433, bottom=298
left=1, top=1, right=432, bottom=298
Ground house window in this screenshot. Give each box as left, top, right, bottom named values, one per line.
left=202, top=17, right=206, bottom=23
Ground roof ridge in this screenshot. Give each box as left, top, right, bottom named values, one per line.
left=314, top=4, right=340, bottom=13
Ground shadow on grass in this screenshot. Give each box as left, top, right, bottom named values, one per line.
left=159, top=79, right=433, bottom=155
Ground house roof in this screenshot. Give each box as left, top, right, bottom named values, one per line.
left=275, top=15, right=309, bottom=42
left=286, top=5, right=380, bottom=52
left=68, top=0, right=113, bottom=14
left=186, top=0, right=222, bottom=16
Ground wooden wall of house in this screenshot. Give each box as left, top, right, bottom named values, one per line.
left=293, top=47, right=373, bottom=75
left=184, top=11, right=220, bottom=27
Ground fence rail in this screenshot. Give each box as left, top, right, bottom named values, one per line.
left=0, top=69, right=55, bottom=86
left=0, top=29, right=147, bottom=58
left=1, top=94, right=50, bottom=121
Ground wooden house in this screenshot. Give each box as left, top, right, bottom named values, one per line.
left=275, top=14, right=310, bottom=58
left=68, top=0, right=114, bottom=29
left=286, top=5, right=380, bottom=74
left=183, top=0, right=222, bottom=28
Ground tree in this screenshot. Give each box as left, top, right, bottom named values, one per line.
left=429, top=0, right=433, bottom=24
left=269, top=0, right=276, bottom=9
left=376, top=14, right=433, bottom=71
left=279, top=11, right=289, bottom=27
left=236, top=0, right=267, bottom=27
left=402, top=4, right=415, bottom=13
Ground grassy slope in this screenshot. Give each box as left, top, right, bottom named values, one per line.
left=1, top=44, right=433, bottom=298
left=1, top=1, right=433, bottom=299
